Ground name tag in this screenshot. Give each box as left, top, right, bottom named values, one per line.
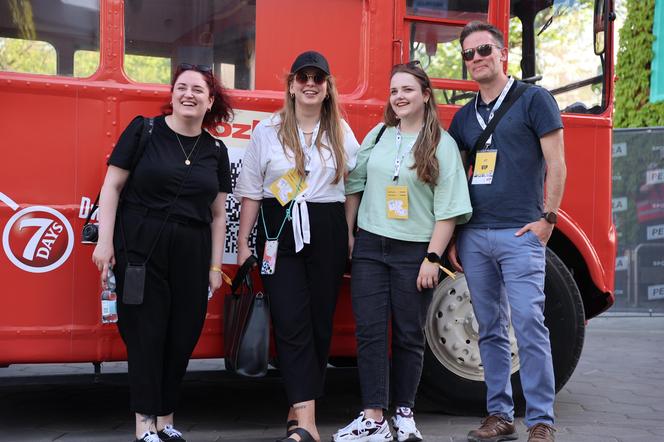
left=471, top=149, right=497, bottom=185
left=268, top=169, right=308, bottom=206
left=386, top=185, right=409, bottom=219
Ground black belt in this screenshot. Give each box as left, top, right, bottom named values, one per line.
left=122, top=202, right=208, bottom=227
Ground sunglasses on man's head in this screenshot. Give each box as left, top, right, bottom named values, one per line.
left=294, top=70, right=328, bottom=85
left=178, top=63, right=213, bottom=74
left=461, top=43, right=501, bottom=61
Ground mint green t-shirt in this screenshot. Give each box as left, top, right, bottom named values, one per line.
left=346, top=124, right=472, bottom=242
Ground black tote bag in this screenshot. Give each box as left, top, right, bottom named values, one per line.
left=223, top=255, right=270, bottom=377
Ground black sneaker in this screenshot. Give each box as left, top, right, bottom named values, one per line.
left=157, top=424, right=186, bottom=442
left=134, top=432, right=161, bottom=442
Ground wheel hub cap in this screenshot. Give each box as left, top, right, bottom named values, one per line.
left=425, top=274, right=520, bottom=381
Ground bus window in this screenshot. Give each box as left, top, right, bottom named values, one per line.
left=406, top=0, right=489, bottom=21
left=0, top=38, right=56, bottom=75
left=124, top=0, right=256, bottom=89
left=404, top=4, right=477, bottom=105
left=410, top=23, right=463, bottom=79
left=509, top=0, right=607, bottom=114
left=0, top=0, right=100, bottom=77
left=124, top=54, right=171, bottom=85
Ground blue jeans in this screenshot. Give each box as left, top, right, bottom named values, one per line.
left=457, top=228, right=555, bottom=427
left=351, top=229, right=433, bottom=410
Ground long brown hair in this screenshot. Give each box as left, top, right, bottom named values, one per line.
left=384, top=63, right=441, bottom=186
left=277, top=74, right=346, bottom=184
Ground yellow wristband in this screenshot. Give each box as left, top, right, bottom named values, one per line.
left=210, top=266, right=232, bottom=285
left=424, top=258, right=456, bottom=280
left=438, top=264, right=456, bottom=280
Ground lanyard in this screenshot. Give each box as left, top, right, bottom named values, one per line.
left=392, top=126, right=419, bottom=182
left=297, top=121, right=321, bottom=173
left=261, top=177, right=304, bottom=241
left=474, top=76, right=514, bottom=148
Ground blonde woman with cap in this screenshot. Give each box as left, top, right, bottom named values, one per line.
left=235, top=51, right=360, bottom=442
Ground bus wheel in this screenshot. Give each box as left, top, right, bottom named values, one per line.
left=420, top=249, right=585, bottom=415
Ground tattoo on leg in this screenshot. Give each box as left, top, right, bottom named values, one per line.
left=139, top=414, right=155, bottom=425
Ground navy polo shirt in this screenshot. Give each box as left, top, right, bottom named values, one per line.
left=448, top=82, right=563, bottom=228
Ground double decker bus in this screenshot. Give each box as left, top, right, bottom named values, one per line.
left=0, top=0, right=616, bottom=413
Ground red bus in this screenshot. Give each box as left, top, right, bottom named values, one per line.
left=0, top=0, right=616, bottom=413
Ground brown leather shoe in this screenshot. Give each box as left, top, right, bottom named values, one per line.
left=527, top=423, right=555, bottom=442
left=467, top=415, right=518, bottom=442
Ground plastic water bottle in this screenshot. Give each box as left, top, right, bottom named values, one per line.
left=101, top=290, right=118, bottom=323
left=101, top=269, right=118, bottom=324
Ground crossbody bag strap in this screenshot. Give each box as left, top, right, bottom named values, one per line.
left=119, top=123, right=199, bottom=267
left=472, top=82, right=530, bottom=153
left=374, top=124, right=387, bottom=145
left=87, top=117, right=154, bottom=224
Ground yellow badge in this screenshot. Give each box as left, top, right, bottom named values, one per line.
left=269, top=169, right=308, bottom=206
left=386, top=185, right=409, bottom=219
left=471, top=149, right=497, bottom=185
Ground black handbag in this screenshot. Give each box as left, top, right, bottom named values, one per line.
left=224, top=255, right=270, bottom=377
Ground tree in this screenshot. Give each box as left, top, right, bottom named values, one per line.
left=614, top=0, right=664, bottom=127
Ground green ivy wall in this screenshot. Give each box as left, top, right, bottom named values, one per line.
left=614, top=0, right=664, bottom=127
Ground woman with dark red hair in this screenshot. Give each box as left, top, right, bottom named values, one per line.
left=92, top=63, right=233, bottom=442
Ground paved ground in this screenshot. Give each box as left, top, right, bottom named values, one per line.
left=0, top=315, right=663, bottom=442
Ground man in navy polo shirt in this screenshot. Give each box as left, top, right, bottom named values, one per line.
left=447, top=21, right=566, bottom=442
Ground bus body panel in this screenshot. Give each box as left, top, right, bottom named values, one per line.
left=0, top=0, right=615, bottom=369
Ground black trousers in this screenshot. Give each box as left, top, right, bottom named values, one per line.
left=257, top=199, right=348, bottom=405
left=114, top=206, right=210, bottom=415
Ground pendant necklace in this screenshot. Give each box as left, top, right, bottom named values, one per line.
left=175, top=133, right=201, bottom=165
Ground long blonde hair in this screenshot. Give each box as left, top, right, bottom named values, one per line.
left=278, top=74, right=347, bottom=184
left=384, top=63, right=441, bottom=186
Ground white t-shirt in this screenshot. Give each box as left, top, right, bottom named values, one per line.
left=234, top=114, right=360, bottom=202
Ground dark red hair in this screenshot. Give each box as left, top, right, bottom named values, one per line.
left=161, top=64, right=234, bottom=127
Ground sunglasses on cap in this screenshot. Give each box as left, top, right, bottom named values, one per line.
left=461, top=43, right=501, bottom=61
left=178, top=63, right=213, bottom=73
left=294, top=70, right=328, bottom=85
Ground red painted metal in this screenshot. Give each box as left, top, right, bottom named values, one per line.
left=0, top=0, right=615, bottom=366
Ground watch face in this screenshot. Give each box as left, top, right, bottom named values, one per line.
left=545, top=212, right=557, bottom=224
left=427, top=252, right=441, bottom=263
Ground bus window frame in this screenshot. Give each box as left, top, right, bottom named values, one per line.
left=396, top=0, right=613, bottom=115
left=395, top=0, right=508, bottom=96
left=0, top=1, right=102, bottom=80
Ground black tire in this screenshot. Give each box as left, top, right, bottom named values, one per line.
left=419, top=248, right=585, bottom=415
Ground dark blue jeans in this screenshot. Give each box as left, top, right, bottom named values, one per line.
left=351, top=229, right=433, bottom=410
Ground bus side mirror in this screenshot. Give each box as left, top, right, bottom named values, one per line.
left=593, top=0, right=615, bottom=55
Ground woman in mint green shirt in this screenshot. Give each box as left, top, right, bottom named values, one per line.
left=333, top=62, right=472, bottom=442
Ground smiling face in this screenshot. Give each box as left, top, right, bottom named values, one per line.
left=462, top=30, right=507, bottom=84
left=171, top=70, right=214, bottom=121
left=389, top=72, right=429, bottom=125
left=289, top=68, right=328, bottom=110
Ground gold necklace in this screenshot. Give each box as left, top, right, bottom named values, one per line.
left=174, top=133, right=201, bottom=165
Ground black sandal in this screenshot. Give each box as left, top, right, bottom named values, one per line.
left=276, top=427, right=315, bottom=442
left=286, top=419, right=298, bottom=437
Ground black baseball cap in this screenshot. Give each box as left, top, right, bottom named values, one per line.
left=290, top=51, right=330, bottom=75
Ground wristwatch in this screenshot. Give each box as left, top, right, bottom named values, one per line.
left=542, top=211, right=558, bottom=224
left=425, top=252, right=442, bottom=264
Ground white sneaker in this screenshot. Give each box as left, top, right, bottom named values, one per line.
left=391, top=407, right=423, bottom=442
left=135, top=432, right=161, bottom=442
left=332, top=412, right=393, bottom=442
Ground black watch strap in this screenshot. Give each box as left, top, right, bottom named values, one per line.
left=426, top=252, right=442, bottom=264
